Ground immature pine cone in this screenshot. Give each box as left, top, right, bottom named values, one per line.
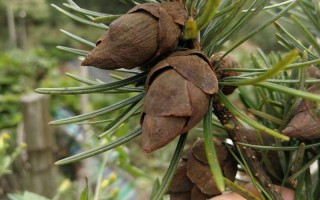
left=210, top=52, right=240, bottom=95
left=141, top=50, right=218, bottom=153
left=82, top=2, right=188, bottom=69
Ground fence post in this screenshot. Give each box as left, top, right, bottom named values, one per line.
left=20, top=93, right=59, bottom=197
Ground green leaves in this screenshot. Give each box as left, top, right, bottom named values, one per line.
left=51, top=4, right=108, bottom=30
left=49, top=93, right=144, bottom=125
left=79, top=178, right=89, bottom=200
left=60, top=29, right=95, bottom=48
left=98, top=99, right=143, bottom=138
left=203, top=98, right=225, bottom=192
left=8, top=192, right=50, bottom=200
left=36, top=71, right=147, bottom=95
left=151, top=134, right=188, bottom=200
left=225, top=50, right=299, bottom=86
left=200, top=0, right=300, bottom=56
left=209, top=0, right=299, bottom=55
left=219, top=91, right=289, bottom=141
left=196, top=0, right=222, bottom=30
left=55, top=127, right=142, bottom=165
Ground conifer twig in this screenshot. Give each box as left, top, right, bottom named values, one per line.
left=211, top=94, right=283, bottom=200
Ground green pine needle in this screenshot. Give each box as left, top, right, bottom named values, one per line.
left=228, top=50, right=299, bottom=86
left=219, top=91, right=289, bottom=141
left=49, top=93, right=144, bottom=125
left=203, top=98, right=225, bottom=192
left=196, top=0, right=222, bottom=31
left=151, top=133, right=188, bottom=200
left=55, top=127, right=142, bottom=165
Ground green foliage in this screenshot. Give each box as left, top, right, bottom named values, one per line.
left=79, top=178, right=89, bottom=200
left=0, top=48, right=56, bottom=129
left=8, top=191, right=50, bottom=200
left=0, top=133, right=25, bottom=177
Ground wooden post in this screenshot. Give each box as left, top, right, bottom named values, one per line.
left=20, top=93, right=59, bottom=198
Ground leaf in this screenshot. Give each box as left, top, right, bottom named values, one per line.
left=291, top=15, right=320, bottom=54
left=274, top=22, right=318, bottom=59
left=150, top=179, right=161, bottom=200
left=203, top=98, right=225, bottom=192
left=219, top=91, right=289, bottom=140
left=66, top=73, right=100, bottom=85
left=79, top=178, right=89, bottom=200
left=227, top=50, right=299, bottom=85
left=55, top=127, right=141, bottom=165
left=288, top=152, right=320, bottom=182
left=224, top=178, right=259, bottom=200
left=49, top=93, right=144, bottom=125
left=93, top=15, right=122, bottom=24
left=196, top=0, right=222, bottom=30
left=237, top=140, right=320, bottom=151
left=51, top=4, right=108, bottom=29
left=248, top=108, right=283, bottom=125
left=8, top=191, right=50, bottom=200
left=63, top=3, right=109, bottom=17
left=7, top=194, right=23, bottom=200
left=98, top=99, right=143, bottom=138
left=151, top=133, right=188, bottom=200
left=56, top=46, right=89, bottom=56
left=35, top=71, right=147, bottom=95
left=60, top=29, right=95, bottom=48
left=218, top=0, right=299, bottom=57
left=255, top=82, right=320, bottom=102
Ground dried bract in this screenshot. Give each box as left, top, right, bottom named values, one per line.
left=210, top=52, right=240, bottom=95
left=141, top=50, right=218, bottom=153
left=81, top=2, right=188, bottom=69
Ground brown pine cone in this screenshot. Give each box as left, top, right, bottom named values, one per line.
left=186, top=139, right=237, bottom=196
left=282, top=84, right=320, bottom=140
left=168, top=138, right=238, bottom=199
left=141, top=50, right=218, bottom=153
left=81, top=2, right=188, bottom=70
left=167, top=160, right=193, bottom=194
left=210, top=52, right=240, bottom=95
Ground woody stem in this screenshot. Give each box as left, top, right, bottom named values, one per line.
left=211, top=93, right=283, bottom=200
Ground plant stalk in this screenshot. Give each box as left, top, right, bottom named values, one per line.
left=211, top=94, right=283, bottom=200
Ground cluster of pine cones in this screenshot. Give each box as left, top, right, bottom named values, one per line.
left=82, top=1, right=239, bottom=153
left=81, top=2, right=241, bottom=199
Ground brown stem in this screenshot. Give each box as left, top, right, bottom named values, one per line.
left=211, top=94, right=283, bottom=200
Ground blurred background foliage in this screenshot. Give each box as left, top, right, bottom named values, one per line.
left=0, top=1, right=138, bottom=199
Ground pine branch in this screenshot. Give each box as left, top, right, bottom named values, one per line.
left=212, top=94, right=283, bottom=200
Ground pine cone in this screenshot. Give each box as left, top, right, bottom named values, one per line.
left=81, top=2, right=188, bottom=70
left=210, top=52, right=240, bottom=95
left=170, top=192, right=191, bottom=200
left=186, top=139, right=237, bottom=196
left=168, top=138, right=238, bottom=199
left=167, top=160, right=193, bottom=194
left=282, top=85, right=320, bottom=140
left=141, top=50, right=218, bottom=153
